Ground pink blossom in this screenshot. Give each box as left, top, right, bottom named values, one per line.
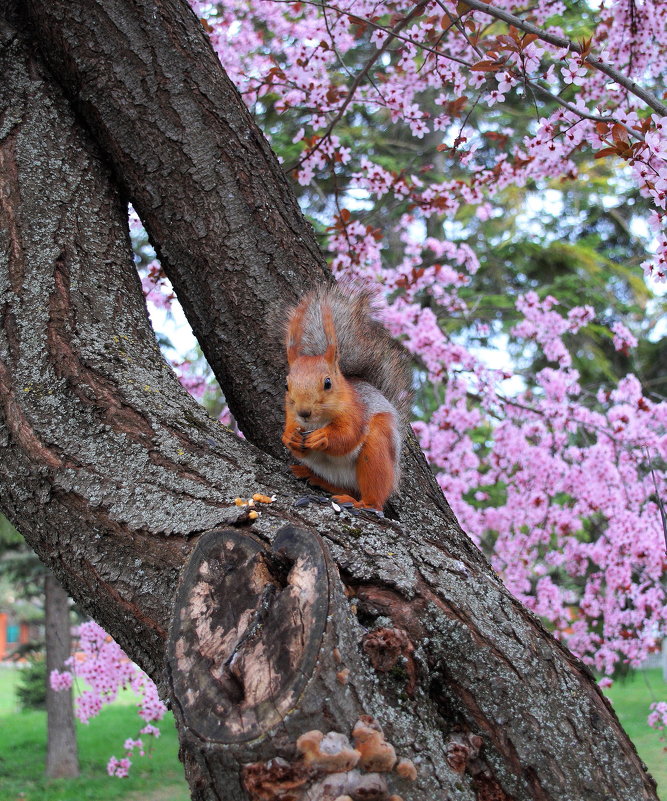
left=49, top=669, right=73, bottom=691
left=486, top=89, right=505, bottom=107
left=645, top=117, right=667, bottom=159
left=648, top=701, right=667, bottom=731
left=496, top=71, right=515, bottom=93
left=107, top=757, right=132, bottom=778
left=475, top=203, right=492, bottom=221
left=611, top=322, right=638, bottom=353
left=52, top=620, right=166, bottom=776
left=561, top=60, right=587, bottom=86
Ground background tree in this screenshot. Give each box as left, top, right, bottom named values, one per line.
left=43, top=573, right=79, bottom=778
left=0, top=514, right=79, bottom=777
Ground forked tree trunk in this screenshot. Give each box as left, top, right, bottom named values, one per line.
left=0, top=1, right=659, bottom=800
left=45, top=573, right=79, bottom=778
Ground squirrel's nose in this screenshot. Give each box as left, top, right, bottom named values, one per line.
left=299, top=410, right=311, bottom=420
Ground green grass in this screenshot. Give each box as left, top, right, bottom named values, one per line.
left=0, top=666, right=665, bottom=799
left=0, top=668, right=20, bottom=716
left=0, top=667, right=190, bottom=801
left=605, top=668, right=667, bottom=797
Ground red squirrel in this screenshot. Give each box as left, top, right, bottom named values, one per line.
left=281, top=286, right=411, bottom=511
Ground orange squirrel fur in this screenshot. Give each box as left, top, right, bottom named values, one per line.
left=281, top=286, right=411, bottom=511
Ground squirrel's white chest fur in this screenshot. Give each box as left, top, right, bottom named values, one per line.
left=296, top=381, right=401, bottom=493
left=298, top=443, right=363, bottom=492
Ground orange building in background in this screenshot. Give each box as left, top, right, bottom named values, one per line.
left=0, top=612, right=33, bottom=661
left=0, top=612, right=7, bottom=661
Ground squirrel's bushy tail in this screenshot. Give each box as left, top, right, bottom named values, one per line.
left=286, top=285, right=412, bottom=421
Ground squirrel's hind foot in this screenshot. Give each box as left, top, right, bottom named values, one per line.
left=332, top=494, right=383, bottom=512
left=290, top=464, right=312, bottom=480
left=331, top=493, right=358, bottom=506
left=291, top=465, right=383, bottom=511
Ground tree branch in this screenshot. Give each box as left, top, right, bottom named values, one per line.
left=24, top=0, right=332, bottom=460
left=460, top=0, right=667, bottom=116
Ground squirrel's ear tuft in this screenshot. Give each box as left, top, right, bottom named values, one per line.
left=286, top=300, right=308, bottom=365
left=322, top=303, right=338, bottom=366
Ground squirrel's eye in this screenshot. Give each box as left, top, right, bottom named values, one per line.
left=323, top=377, right=332, bottom=390
left=285, top=381, right=289, bottom=391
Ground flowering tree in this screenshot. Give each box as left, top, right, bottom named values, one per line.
left=1, top=0, right=665, bottom=799
left=51, top=620, right=167, bottom=777
left=173, top=0, right=667, bottom=690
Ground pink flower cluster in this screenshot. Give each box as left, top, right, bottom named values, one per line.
left=408, top=295, right=667, bottom=679
left=648, top=701, right=667, bottom=733
left=49, top=669, right=73, bottom=691
left=188, top=0, right=666, bottom=279
left=513, top=293, right=594, bottom=367
left=50, top=620, right=167, bottom=777
left=107, top=756, right=131, bottom=778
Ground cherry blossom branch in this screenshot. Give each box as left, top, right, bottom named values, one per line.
left=525, top=79, right=643, bottom=141
left=287, top=0, right=430, bottom=171
left=271, top=0, right=476, bottom=67
left=284, top=0, right=645, bottom=155
left=280, top=0, right=665, bottom=124
left=646, top=448, right=667, bottom=550
left=434, top=0, right=642, bottom=140
left=321, top=4, right=354, bottom=80
left=458, top=0, right=667, bottom=116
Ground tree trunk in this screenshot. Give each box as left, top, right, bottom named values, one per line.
left=0, top=1, right=659, bottom=800
left=45, top=572, right=79, bottom=778
left=23, top=0, right=331, bottom=460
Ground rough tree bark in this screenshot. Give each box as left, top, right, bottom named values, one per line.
left=24, top=0, right=331, bottom=461
left=45, top=572, right=79, bottom=778
left=0, top=1, right=658, bottom=800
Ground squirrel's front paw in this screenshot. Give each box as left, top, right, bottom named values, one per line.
left=303, top=430, right=329, bottom=451
left=282, top=430, right=305, bottom=454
